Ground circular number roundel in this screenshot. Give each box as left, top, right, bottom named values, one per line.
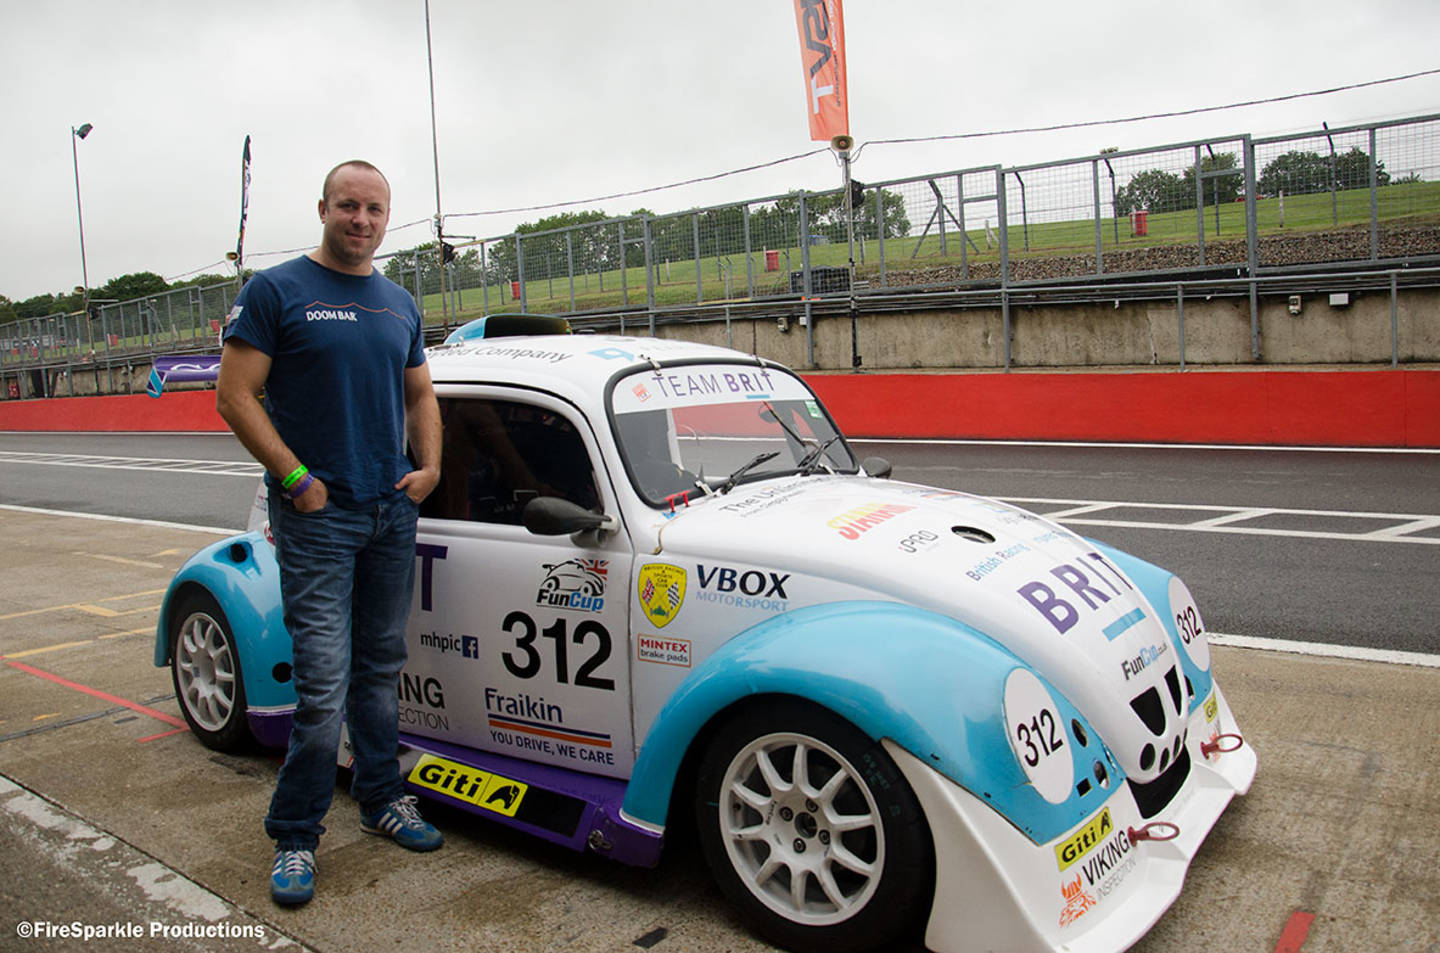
left=1003, top=668, right=1073, bottom=804
left=1168, top=576, right=1211, bottom=672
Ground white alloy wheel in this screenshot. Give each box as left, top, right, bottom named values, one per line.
left=169, top=592, right=250, bottom=751
left=695, top=699, right=932, bottom=953
left=719, top=730, right=884, bottom=925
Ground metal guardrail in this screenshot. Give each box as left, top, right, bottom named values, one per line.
left=5, top=114, right=1437, bottom=398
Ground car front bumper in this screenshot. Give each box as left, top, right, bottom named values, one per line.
left=890, top=683, right=1256, bottom=953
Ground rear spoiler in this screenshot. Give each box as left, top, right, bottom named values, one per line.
left=146, top=355, right=221, bottom=398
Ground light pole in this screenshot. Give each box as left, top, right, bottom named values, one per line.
left=71, top=122, right=93, bottom=317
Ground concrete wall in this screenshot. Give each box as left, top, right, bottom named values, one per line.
left=652, top=288, right=1440, bottom=371
left=4, top=289, right=1437, bottom=447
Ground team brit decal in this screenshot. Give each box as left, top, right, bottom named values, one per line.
left=638, top=563, right=687, bottom=628
left=537, top=558, right=608, bottom=612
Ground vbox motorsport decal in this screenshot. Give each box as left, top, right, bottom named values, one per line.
left=693, top=564, right=791, bottom=613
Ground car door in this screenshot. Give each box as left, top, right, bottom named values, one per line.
left=403, top=387, right=635, bottom=779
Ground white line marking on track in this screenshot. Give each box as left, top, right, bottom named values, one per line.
left=0, top=450, right=261, bottom=477
left=0, top=504, right=235, bottom=536
left=999, top=497, right=1440, bottom=545
left=852, top=437, right=1440, bottom=454
left=1210, top=632, right=1440, bottom=668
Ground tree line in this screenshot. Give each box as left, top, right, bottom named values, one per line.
left=1, top=270, right=239, bottom=325
left=382, top=188, right=912, bottom=289
left=1113, top=147, right=1399, bottom=216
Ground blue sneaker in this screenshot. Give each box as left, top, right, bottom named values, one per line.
left=360, top=795, right=443, bottom=852
left=270, top=849, right=315, bottom=905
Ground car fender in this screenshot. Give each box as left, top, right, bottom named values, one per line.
left=153, top=533, right=295, bottom=710
left=623, top=600, right=1114, bottom=844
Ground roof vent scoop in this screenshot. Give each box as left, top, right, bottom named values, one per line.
left=444, top=313, right=572, bottom=344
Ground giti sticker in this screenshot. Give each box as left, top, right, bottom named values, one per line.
left=408, top=753, right=527, bottom=817
left=1055, top=808, right=1114, bottom=872
left=1204, top=692, right=1218, bottom=723
left=638, top=563, right=687, bottom=628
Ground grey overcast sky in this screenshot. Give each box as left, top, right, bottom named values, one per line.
left=2, top=0, right=1437, bottom=302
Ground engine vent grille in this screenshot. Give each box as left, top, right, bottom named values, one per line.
left=1127, top=749, right=1192, bottom=819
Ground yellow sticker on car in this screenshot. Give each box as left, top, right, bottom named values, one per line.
left=1055, top=808, right=1115, bottom=872
left=638, top=563, right=687, bottom=628
left=408, top=753, right=527, bottom=817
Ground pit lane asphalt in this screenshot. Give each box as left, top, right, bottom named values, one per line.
left=1, top=508, right=1437, bottom=953
left=4, top=433, right=1440, bottom=656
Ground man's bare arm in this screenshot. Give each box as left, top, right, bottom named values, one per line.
left=216, top=339, right=328, bottom=510
left=396, top=362, right=442, bottom=503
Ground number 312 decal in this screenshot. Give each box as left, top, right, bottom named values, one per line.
left=1004, top=668, right=1074, bottom=804
left=500, top=611, right=615, bottom=690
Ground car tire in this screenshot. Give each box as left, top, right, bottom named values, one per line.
left=169, top=590, right=252, bottom=752
left=695, top=698, right=933, bottom=953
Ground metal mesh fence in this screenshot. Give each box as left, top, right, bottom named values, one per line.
left=6, top=114, right=1439, bottom=392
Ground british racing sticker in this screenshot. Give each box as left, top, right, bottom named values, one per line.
left=638, top=563, right=687, bottom=628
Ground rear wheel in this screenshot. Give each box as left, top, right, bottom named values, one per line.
left=169, top=591, right=251, bottom=751
left=695, top=698, right=933, bottom=953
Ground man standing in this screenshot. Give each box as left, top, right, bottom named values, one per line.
left=216, top=159, right=444, bottom=906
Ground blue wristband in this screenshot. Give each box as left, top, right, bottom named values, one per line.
left=287, top=472, right=315, bottom=500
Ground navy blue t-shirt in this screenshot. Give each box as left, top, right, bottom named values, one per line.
left=223, top=256, right=426, bottom=509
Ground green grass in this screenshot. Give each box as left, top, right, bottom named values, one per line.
left=11, top=182, right=1433, bottom=363
left=417, top=181, right=1439, bottom=324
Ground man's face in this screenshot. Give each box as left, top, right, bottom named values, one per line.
left=318, top=166, right=390, bottom=271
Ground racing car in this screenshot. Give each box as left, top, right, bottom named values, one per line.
left=155, top=317, right=1255, bottom=953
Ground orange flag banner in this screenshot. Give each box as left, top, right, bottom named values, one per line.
left=792, top=0, right=848, bottom=143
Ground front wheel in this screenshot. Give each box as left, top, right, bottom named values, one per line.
left=169, top=590, right=252, bottom=752
left=694, top=698, right=933, bottom=953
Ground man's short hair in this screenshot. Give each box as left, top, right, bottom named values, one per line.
left=321, top=160, right=390, bottom=204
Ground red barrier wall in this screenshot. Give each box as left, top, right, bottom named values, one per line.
left=0, top=390, right=226, bottom=432
left=2, top=369, right=1437, bottom=447
left=806, top=367, right=1440, bottom=448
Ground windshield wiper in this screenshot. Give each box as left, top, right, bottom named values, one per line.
left=796, top=435, right=844, bottom=475
left=716, top=451, right=780, bottom=495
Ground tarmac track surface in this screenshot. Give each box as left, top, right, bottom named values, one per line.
left=0, top=434, right=1437, bottom=952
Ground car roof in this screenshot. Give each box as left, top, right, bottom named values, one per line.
left=424, top=333, right=777, bottom=408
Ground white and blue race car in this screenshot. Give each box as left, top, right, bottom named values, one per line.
left=155, top=317, right=1255, bottom=953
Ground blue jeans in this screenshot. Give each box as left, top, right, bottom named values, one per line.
left=264, top=490, right=419, bottom=850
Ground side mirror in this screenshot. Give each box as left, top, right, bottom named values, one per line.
left=862, top=456, right=892, bottom=479
left=523, top=497, right=620, bottom=544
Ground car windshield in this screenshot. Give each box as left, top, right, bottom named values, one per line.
left=611, top=362, right=857, bottom=505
